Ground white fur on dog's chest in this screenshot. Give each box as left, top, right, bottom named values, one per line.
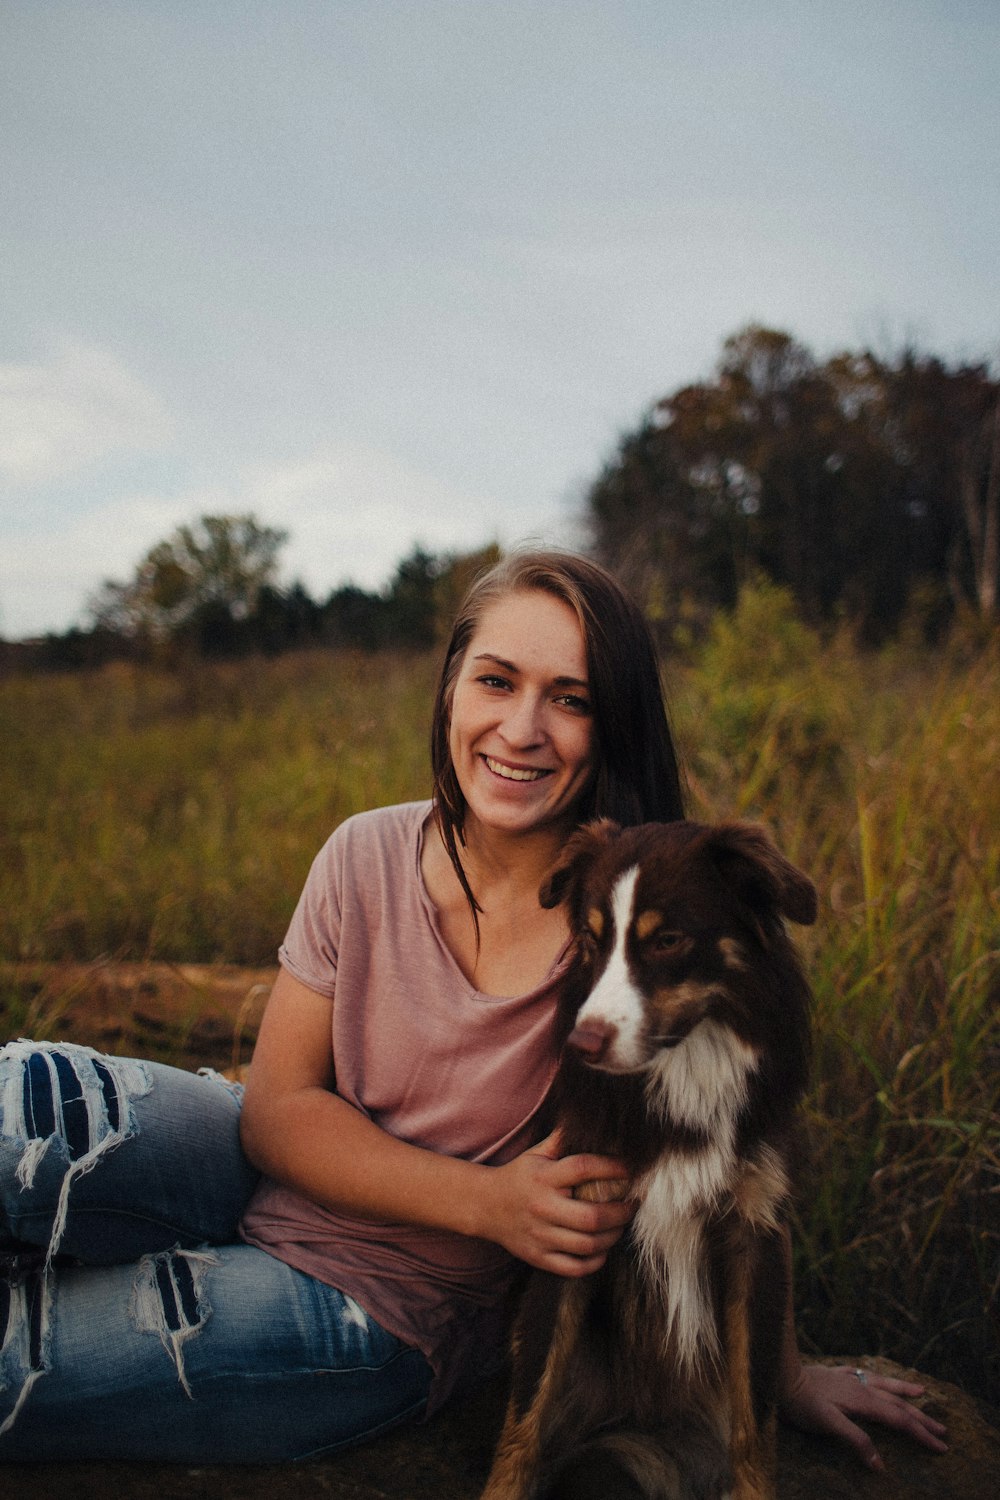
left=631, top=1023, right=759, bottom=1372
left=632, top=1146, right=729, bottom=1372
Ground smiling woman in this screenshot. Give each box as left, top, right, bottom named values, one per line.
left=420, top=589, right=600, bottom=999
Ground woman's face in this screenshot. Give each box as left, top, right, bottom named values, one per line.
left=447, top=588, right=596, bottom=842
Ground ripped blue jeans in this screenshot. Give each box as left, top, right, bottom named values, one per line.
left=0, top=1041, right=432, bottom=1462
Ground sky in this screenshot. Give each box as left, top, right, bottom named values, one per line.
left=2, top=1, right=998, bottom=640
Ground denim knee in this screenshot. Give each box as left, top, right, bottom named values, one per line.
left=0, top=1041, right=152, bottom=1266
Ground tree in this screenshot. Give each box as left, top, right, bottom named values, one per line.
left=585, top=325, right=1000, bottom=639
left=883, top=352, right=1000, bottom=619
left=89, top=514, right=288, bottom=644
left=587, top=326, right=854, bottom=630
left=382, top=546, right=442, bottom=648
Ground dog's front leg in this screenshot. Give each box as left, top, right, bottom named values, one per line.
left=480, top=1276, right=591, bottom=1500
left=721, top=1229, right=783, bottom=1500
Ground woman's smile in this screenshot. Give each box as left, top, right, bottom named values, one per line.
left=482, top=755, right=551, bottom=784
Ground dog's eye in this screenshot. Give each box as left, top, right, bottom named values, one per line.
left=650, top=929, right=686, bottom=954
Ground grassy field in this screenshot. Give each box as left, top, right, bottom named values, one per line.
left=1, top=586, right=997, bottom=1404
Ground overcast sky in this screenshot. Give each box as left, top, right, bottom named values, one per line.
left=2, top=1, right=998, bottom=639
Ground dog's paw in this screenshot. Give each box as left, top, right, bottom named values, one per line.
left=573, top=1177, right=633, bottom=1204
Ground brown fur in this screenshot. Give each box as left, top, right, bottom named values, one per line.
left=481, top=820, right=816, bottom=1500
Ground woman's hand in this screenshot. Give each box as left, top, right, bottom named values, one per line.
left=779, top=1361, right=949, bottom=1471
left=485, top=1129, right=634, bottom=1276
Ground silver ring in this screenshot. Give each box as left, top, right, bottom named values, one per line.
left=854, top=1368, right=868, bottom=1386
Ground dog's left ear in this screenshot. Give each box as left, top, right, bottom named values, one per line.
left=708, top=823, right=817, bottom=927
left=539, top=818, right=620, bottom=909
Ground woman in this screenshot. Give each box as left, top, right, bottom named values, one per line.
left=0, top=550, right=945, bottom=1470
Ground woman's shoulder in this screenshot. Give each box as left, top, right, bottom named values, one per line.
left=292, top=801, right=433, bottom=925
left=335, top=799, right=433, bottom=845
left=312, top=799, right=433, bottom=873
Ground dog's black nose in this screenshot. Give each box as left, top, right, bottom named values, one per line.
left=566, top=1019, right=618, bottom=1063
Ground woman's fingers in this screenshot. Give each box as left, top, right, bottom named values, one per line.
left=496, top=1142, right=635, bottom=1271
left=532, top=1179, right=634, bottom=1273
left=551, top=1149, right=632, bottom=1192
left=847, top=1371, right=949, bottom=1452
left=785, top=1364, right=949, bottom=1470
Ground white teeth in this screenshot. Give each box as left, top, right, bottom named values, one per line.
left=485, top=756, right=547, bottom=782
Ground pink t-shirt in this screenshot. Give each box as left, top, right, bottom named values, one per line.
left=240, top=801, right=567, bottom=1409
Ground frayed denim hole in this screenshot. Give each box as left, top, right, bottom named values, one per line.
left=49, top=1051, right=90, bottom=1161
left=21, top=1053, right=56, bottom=1142
left=0, top=1044, right=152, bottom=1438
left=91, top=1057, right=122, bottom=1132
left=1, top=1042, right=151, bottom=1268
left=130, top=1248, right=217, bottom=1398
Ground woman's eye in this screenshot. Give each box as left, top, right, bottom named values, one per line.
left=556, top=694, right=592, bottom=714
left=477, top=674, right=511, bottom=690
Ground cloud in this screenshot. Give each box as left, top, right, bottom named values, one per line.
left=0, top=341, right=172, bottom=485
left=246, top=445, right=500, bottom=591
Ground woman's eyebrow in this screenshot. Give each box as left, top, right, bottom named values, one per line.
left=472, top=652, right=589, bottom=688
left=472, top=651, right=518, bottom=671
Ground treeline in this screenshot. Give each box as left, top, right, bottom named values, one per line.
left=586, top=325, right=999, bottom=641
left=7, top=525, right=501, bottom=672
left=7, top=323, right=998, bottom=673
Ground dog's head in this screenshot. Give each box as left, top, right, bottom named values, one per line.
left=541, top=819, right=816, bottom=1083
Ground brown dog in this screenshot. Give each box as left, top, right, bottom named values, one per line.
left=481, top=819, right=816, bottom=1500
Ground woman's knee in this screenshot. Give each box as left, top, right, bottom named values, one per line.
left=1, top=1042, right=153, bottom=1256
left=1, top=1043, right=257, bottom=1261
left=1, top=1041, right=153, bottom=1162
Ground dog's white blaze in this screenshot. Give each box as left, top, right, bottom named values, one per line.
left=571, top=866, right=766, bottom=1374
left=574, top=867, right=646, bottom=1066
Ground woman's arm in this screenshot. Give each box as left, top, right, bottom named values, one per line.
left=239, top=967, right=634, bottom=1277
left=775, top=1227, right=948, bottom=1469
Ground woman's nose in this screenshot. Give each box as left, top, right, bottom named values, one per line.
left=500, top=692, right=545, bottom=746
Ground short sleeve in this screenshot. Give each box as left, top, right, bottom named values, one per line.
left=277, top=828, right=344, bottom=997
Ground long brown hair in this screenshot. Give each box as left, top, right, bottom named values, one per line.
left=429, top=549, right=685, bottom=920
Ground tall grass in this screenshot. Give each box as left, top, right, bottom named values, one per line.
left=0, top=650, right=436, bottom=962
left=1, top=593, right=997, bottom=1401
left=673, top=585, right=999, bottom=1401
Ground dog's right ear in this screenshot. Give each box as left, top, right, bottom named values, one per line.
left=707, top=822, right=818, bottom=927
left=539, top=818, right=620, bottom=909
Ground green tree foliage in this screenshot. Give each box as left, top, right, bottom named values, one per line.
left=89, top=514, right=289, bottom=646
left=586, top=325, right=1000, bottom=639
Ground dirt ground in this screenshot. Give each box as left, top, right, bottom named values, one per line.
left=1, top=1369, right=506, bottom=1499
left=5, top=1360, right=1000, bottom=1500
left=0, top=959, right=276, bottom=1074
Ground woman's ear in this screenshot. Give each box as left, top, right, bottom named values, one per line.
left=539, top=818, right=621, bottom=909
